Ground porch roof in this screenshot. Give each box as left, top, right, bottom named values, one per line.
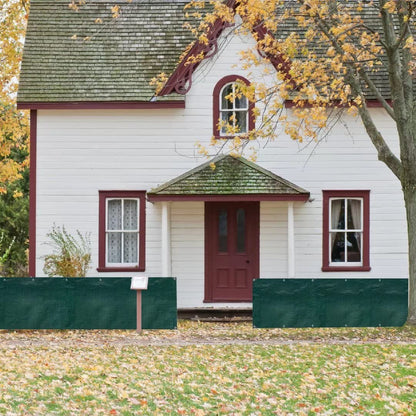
left=147, top=155, right=310, bottom=202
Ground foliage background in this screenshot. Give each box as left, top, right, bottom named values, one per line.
left=0, top=0, right=29, bottom=275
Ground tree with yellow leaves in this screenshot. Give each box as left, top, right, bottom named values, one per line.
left=0, top=0, right=29, bottom=194
left=0, top=0, right=29, bottom=275
left=183, top=0, right=416, bottom=324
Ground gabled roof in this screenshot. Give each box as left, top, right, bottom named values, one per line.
left=18, top=0, right=292, bottom=106
left=18, top=0, right=194, bottom=104
left=147, top=154, right=310, bottom=201
left=18, top=0, right=396, bottom=106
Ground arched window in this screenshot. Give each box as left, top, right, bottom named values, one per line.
left=213, top=75, right=255, bottom=137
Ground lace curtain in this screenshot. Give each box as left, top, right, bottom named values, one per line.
left=107, top=199, right=138, bottom=264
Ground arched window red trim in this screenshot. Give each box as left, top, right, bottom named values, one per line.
left=212, top=75, right=255, bottom=138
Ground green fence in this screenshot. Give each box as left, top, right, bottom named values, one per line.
left=253, top=278, right=408, bottom=328
left=0, top=277, right=177, bottom=330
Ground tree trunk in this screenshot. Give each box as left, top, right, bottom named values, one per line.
left=404, top=185, right=416, bottom=325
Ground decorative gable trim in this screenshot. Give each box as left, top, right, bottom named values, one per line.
left=157, top=17, right=233, bottom=96
left=158, top=0, right=293, bottom=97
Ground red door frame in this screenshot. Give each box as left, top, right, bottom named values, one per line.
left=204, top=201, right=260, bottom=302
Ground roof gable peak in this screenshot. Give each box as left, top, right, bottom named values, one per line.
left=157, top=1, right=292, bottom=97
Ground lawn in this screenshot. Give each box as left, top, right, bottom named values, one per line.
left=0, top=322, right=415, bottom=415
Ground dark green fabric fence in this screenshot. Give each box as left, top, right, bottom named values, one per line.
left=0, top=277, right=176, bottom=330
left=253, top=278, right=408, bottom=328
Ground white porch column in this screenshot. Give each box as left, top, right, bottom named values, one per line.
left=161, top=202, right=172, bottom=276
left=287, top=201, right=295, bottom=278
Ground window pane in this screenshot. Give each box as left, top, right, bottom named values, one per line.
left=108, top=200, right=122, bottom=230
left=235, top=110, right=247, bottom=133
left=221, top=84, right=233, bottom=110
left=348, top=199, right=361, bottom=230
left=235, top=91, right=248, bottom=109
left=107, top=232, right=122, bottom=263
left=331, top=199, right=344, bottom=230
left=236, top=208, right=246, bottom=253
left=123, top=232, right=138, bottom=263
left=330, top=232, right=345, bottom=262
left=124, top=200, right=138, bottom=230
left=220, top=110, right=232, bottom=134
left=218, top=209, right=228, bottom=252
left=347, top=232, right=361, bottom=262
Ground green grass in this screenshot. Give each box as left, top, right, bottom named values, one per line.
left=0, top=339, right=415, bottom=414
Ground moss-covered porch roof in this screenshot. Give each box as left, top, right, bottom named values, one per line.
left=147, top=155, right=310, bottom=201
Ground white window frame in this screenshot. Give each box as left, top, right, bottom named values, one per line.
left=328, top=197, right=363, bottom=267
left=219, top=82, right=249, bottom=136
left=105, top=198, right=140, bottom=267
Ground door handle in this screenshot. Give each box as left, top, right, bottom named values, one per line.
left=246, top=260, right=250, bottom=264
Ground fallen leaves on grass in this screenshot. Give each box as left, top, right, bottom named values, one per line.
left=0, top=323, right=415, bottom=414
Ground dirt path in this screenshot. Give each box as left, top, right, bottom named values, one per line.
left=0, top=321, right=415, bottom=347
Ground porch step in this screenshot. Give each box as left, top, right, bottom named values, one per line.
left=178, top=308, right=252, bottom=322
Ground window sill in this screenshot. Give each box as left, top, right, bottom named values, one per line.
left=321, top=265, right=371, bottom=272
left=97, top=266, right=145, bottom=273
left=214, top=135, right=247, bottom=140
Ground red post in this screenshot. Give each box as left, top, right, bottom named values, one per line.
left=136, top=290, right=142, bottom=333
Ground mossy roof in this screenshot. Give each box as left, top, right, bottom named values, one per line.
left=148, top=154, right=309, bottom=196
left=18, top=0, right=397, bottom=103
left=275, top=2, right=411, bottom=101
left=18, top=0, right=194, bottom=103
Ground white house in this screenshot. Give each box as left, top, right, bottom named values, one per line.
left=17, top=0, right=408, bottom=309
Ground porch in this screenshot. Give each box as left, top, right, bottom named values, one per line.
left=147, top=154, right=310, bottom=308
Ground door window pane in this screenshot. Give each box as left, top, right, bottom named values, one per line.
left=218, top=209, right=228, bottom=252
left=236, top=208, right=246, bottom=253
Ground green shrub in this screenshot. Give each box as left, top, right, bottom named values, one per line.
left=43, top=225, right=91, bottom=277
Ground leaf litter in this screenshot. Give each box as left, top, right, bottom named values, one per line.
left=0, top=322, right=415, bottom=414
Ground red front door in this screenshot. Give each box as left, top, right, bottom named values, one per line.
left=205, top=202, right=259, bottom=302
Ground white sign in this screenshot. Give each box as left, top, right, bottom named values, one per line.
left=130, top=276, right=149, bottom=290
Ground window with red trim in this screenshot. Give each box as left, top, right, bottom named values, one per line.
left=322, top=190, right=370, bottom=272
left=213, top=75, right=255, bottom=138
left=98, top=191, right=146, bottom=272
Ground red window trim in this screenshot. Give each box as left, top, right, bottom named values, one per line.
left=322, top=190, right=370, bottom=272
left=213, top=75, right=255, bottom=138
left=98, top=191, right=146, bottom=272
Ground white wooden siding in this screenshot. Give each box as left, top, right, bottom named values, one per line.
left=35, top=27, right=407, bottom=308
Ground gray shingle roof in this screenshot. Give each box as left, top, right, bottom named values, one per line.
left=148, top=154, right=310, bottom=195
left=18, top=0, right=397, bottom=103
left=18, top=0, right=194, bottom=103
left=274, top=2, right=400, bottom=100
